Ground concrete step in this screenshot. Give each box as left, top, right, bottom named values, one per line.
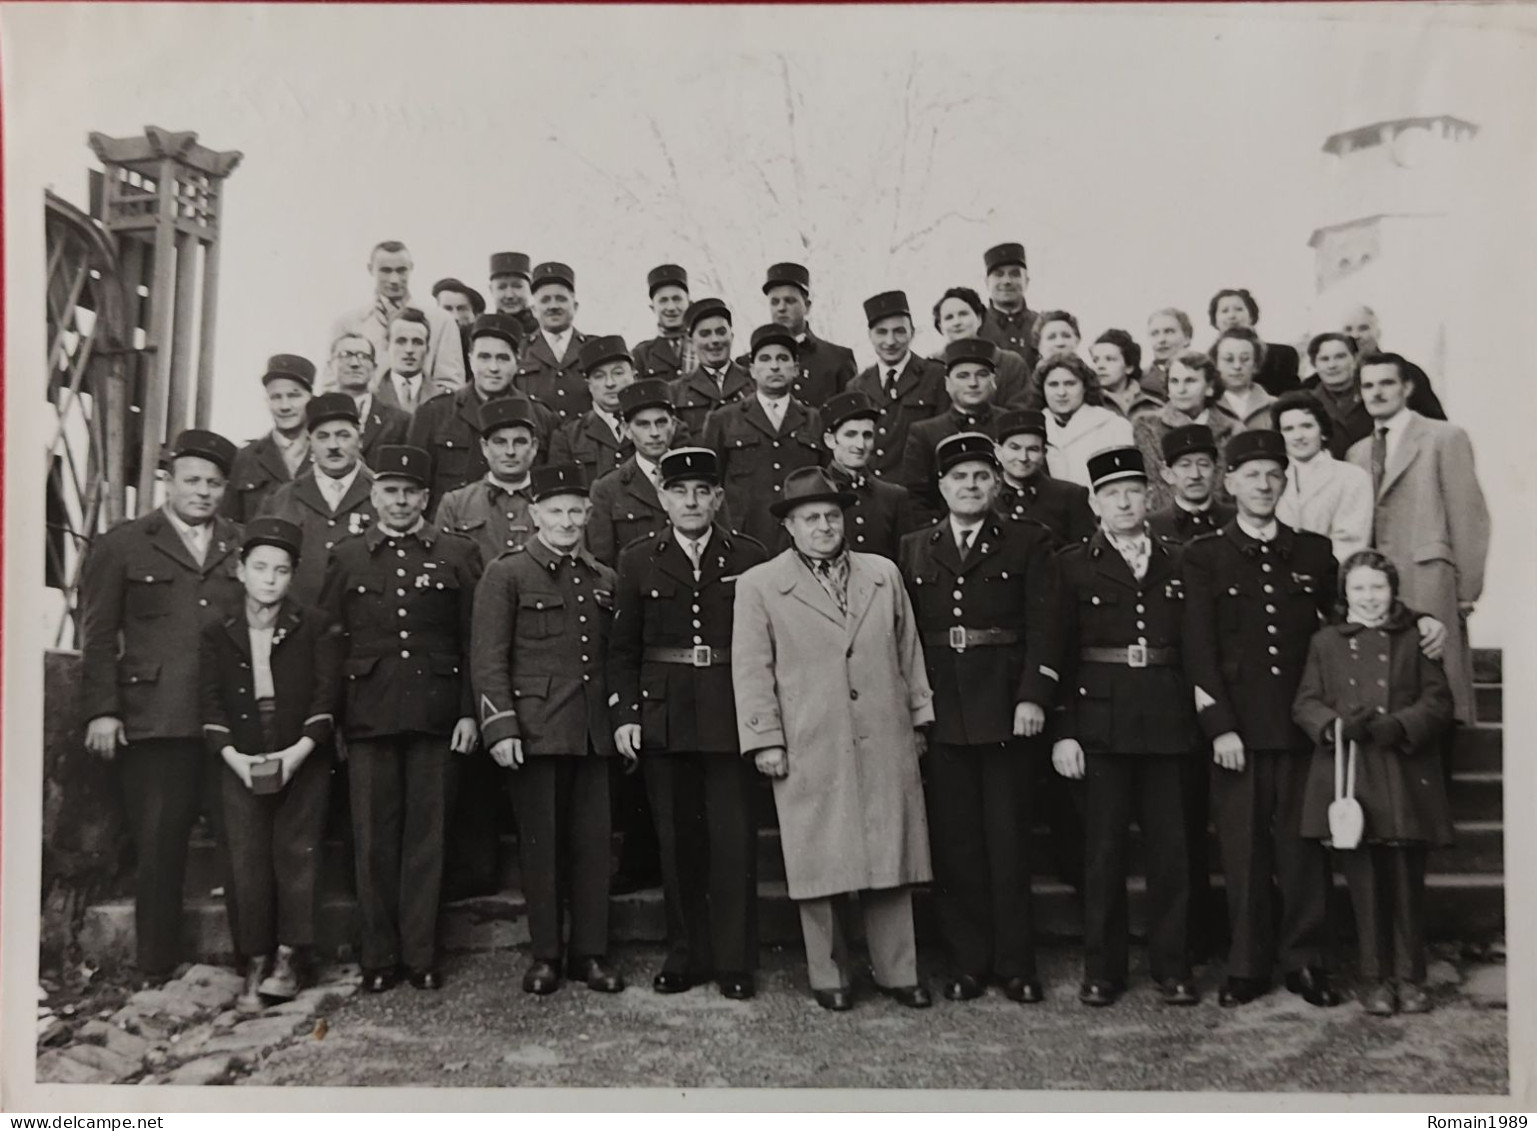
left=1474, top=682, right=1501, bottom=724
left=1455, top=724, right=1503, bottom=773
left=1449, top=771, right=1504, bottom=823
left=1472, top=648, right=1501, bottom=685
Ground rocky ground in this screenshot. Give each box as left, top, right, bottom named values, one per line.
left=37, top=941, right=1509, bottom=1094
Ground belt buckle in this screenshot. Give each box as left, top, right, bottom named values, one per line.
left=948, top=626, right=967, bottom=652
left=691, top=645, right=712, bottom=668
left=1127, top=644, right=1148, bottom=668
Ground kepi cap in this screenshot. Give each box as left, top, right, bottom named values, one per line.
left=821, top=390, right=880, bottom=432
left=769, top=466, right=857, bottom=518
left=489, top=252, right=532, bottom=281
left=749, top=324, right=798, bottom=359
left=647, top=264, right=688, bottom=296
left=685, top=297, right=731, bottom=333
left=530, top=261, right=575, bottom=294
left=469, top=312, right=523, bottom=351
left=262, top=353, right=316, bottom=390
left=578, top=335, right=633, bottom=375
left=983, top=242, right=1028, bottom=272
left=863, top=290, right=910, bottom=327
left=996, top=409, right=1046, bottom=443
left=477, top=396, right=541, bottom=438
left=1086, top=446, right=1147, bottom=491
left=762, top=262, right=811, bottom=295
left=1224, top=428, right=1289, bottom=472
left=944, top=337, right=999, bottom=372
left=529, top=463, right=588, bottom=502
left=1161, top=424, right=1218, bottom=465
left=618, top=378, right=674, bottom=421
left=305, top=392, right=361, bottom=431
left=165, top=429, right=237, bottom=476
left=373, top=445, right=431, bottom=486
left=242, top=516, right=303, bottom=562
left=659, top=447, right=720, bottom=488
left=935, top=431, right=1001, bottom=477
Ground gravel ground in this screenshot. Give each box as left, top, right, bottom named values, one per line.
left=240, top=944, right=1509, bottom=1093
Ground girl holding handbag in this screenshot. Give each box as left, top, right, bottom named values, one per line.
left=1292, top=550, right=1455, bottom=1016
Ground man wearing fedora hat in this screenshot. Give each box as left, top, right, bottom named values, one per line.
left=739, top=262, right=857, bottom=409
left=549, top=336, right=640, bottom=485
left=847, top=290, right=949, bottom=479
left=821, top=391, right=917, bottom=561
left=513, top=261, right=592, bottom=423
left=668, top=298, right=754, bottom=434
left=471, top=463, right=626, bottom=995
left=993, top=408, right=1096, bottom=547
left=732, top=465, right=936, bottom=1011
left=319, top=445, right=483, bottom=993
left=81, top=428, right=245, bottom=980
left=631, top=264, right=697, bottom=383
left=487, top=251, right=538, bottom=346
left=432, top=277, right=486, bottom=374
left=977, top=242, right=1040, bottom=374
left=224, top=354, right=317, bottom=523
left=587, top=379, right=687, bottom=566
left=900, top=338, right=1007, bottom=521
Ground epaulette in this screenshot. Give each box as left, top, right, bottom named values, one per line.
left=1188, top=530, right=1223, bottom=546
left=492, top=543, right=529, bottom=562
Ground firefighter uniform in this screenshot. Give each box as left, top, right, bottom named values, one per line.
left=405, top=383, right=557, bottom=513
left=846, top=295, right=948, bottom=478
left=487, top=252, right=539, bottom=349
left=993, top=409, right=1095, bottom=548
left=902, top=404, right=1002, bottom=520
left=701, top=393, right=824, bottom=551
left=512, top=262, right=592, bottom=424
left=224, top=355, right=318, bottom=523
left=1149, top=500, right=1237, bottom=548
left=670, top=363, right=754, bottom=435
left=588, top=456, right=669, bottom=566
left=734, top=264, right=858, bottom=409
left=977, top=244, right=1041, bottom=374
left=818, top=389, right=918, bottom=561
left=358, top=398, right=411, bottom=468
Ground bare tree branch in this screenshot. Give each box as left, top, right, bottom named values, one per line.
left=887, top=207, right=995, bottom=256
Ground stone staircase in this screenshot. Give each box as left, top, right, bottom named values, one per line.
left=78, top=650, right=1506, bottom=965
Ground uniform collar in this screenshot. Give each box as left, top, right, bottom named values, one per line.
left=366, top=517, right=436, bottom=551
left=526, top=533, right=599, bottom=572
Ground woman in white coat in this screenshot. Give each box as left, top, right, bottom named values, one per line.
left=1273, top=392, right=1374, bottom=563
left=1040, top=354, right=1134, bottom=488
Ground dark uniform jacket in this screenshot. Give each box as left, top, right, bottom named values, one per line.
left=471, top=538, right=617, bottom=756
left=1147, top=500, right=1236, bottom=549
left=79, top=509, right=245, bottom=740
left=358, top=399, right=411, bottom=467
left=702, top=396, right=825, bottom=550
left=514, top=329, right=593, bottom=423
left=736, top=328, right=857, bottom=409
left=224, top=433, right=311, bottom=524
left=997, top=474, right=1095, bottom=547
left=632, top=333, right=691, bottom=382
left=258, top=467, right=378, bottom=606
left=548, top=410, right=631, bottom=486
left=846, top=355, right=949, bottom=478
left=434, top=476, right=537, bottom=562
left=405, top=384, right=558, bottom=512
left=670, top=363, right=754, bottom=435
left=1256, top=342, right=1302, bottom=397
left=898, top=515, right=1061, bottom=747
left=199, top=598, right=342, bottom=756
left=319, top=522, right=482, bottom=740
left=979, top=305, right=1040, bottom=375
left=608, top=525, right=768, bottom=754
left=900, top=404, right=1001, bottom=517
left=826, top=463, right=916, bottom=561
left=1181, top=519, right=1337, bottom=751
left=587, top=457, right=668, bottom=566
left=1051, top=531, right=1200, bottom=754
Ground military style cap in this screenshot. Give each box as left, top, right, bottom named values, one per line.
left=1161, top=423, right=1219, bottom=464
left=242, top=516, right=303, bottom=561
left=685, top=297, right=731, bottom=332
left=769, top=466, right=857, bottom=518
left=822, top=390, right=880, bottom=432
left=762, top=262, right=811, bottom=295
left=305, top=392, right=361, bottom=431
left=935, top=431, right=1001, bottom=477
left=489, top=251, right=532, bottom=280
left=373, top=445, right=431, bottom=486
left=469, top=312, right=523, bottom=351
left=262, top=353, right=316, bottom=390
left=1087, top=446, right=1147, bottom=491
left=477, top=396, right=541, bottom=437
left=647, top=264, right=688, bottom=296
left=165, top=428, right=237, bottom=476
left=863, top=290, right=910, bottom=327
left=618, top=378, right=674, bottom=421
left=529, top=462, right=588, bottom=502
left=659, top=446, right=720, bottom=488
left=1225, top=428, right=1289, bottom=472
left=996, top=408, right=1047, bottom=443
left=983, top=242, right=1028, bottom=272
left=749, top=324, right=798, bottom=358
left=530, top=261, right=575, bottom=294
left=578, top=335, right=633, bottom=374
left=944, top=337, right=1000, bottom=372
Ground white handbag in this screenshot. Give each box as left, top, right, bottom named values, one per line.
left=1327, top=720, right=1365, bottom=850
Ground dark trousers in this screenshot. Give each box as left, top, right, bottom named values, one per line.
left=506, top=756, right=612, bottom=962
left=924, top=740, right=1035, bottom=979
left=117, top=739, right=202, bottom=975
left=1032, top=746, right=1086, bottom=891
left=1339, top=844, right=1429, bottom=984
left=644, top=751, right=759, bottom=977
left=1212, top=748, right=1333, bottom=980
left=347, top=734, right=455, bottom=972
left=1083, top=753, right=1191, bottom=984
left=614, top=767, right=661, bottom=882
left=1180, top=752, right=1226, bottom=959
left=443, top=750, right=504, bottom=900
left=218, top=749, right=331, bottom=956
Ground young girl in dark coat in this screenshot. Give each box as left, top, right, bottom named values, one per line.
left=1292, top=549, right=1454, bottom=1016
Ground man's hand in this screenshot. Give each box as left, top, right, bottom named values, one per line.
left=85, top=716, right=127, bottom=760
left=914, top=729, right=928, bottom=758
left=1051, top=738, right=1086, bottom=780
left=1212, top=731, right=1245, bottom=773
left=490, top=737, right=524, bottom=769
left=1416, top=615, right=1447, bottom=661
left=754, top=746, right=788, bottom=778
left=615, top=724, right=642, bottom=761
left=449, top=717, right=479, bottom=755
left=1013, top=702, right=1046, bottom=738
left=276, top=738, right=316, bottom=786
left=220, top=747, right=256, bottom=790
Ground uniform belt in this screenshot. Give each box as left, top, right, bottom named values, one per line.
left=1080, top=645, right=1177, bottom=668
left=644, top=646, right=731, bottom=667
left=922, top=627, right=1022, bottom=652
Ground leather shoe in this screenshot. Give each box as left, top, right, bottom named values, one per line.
left=1285, top=967, right=1341, bottom=1008
left=652, top=970, right=699, bottom=995
left=1396, top=982, right=1431, bottom=1014
left=362, top=967, right=399, bottom=994
left=812, top=988, right=854, bottom=1011
left=571, top=955, right=625, bottom=993
left=1078, top=980, right=1122, bottom=1007
left=1361, top=981, right=1396, bottom=1016
left=879, top=983, right=933, bottom=1009
left=522, top=960, right=562, bottom=995
left=1218, top=976, right=1269, bottom=1007
left=1002, top=977, right=1045, bottom=1004
left=1159, top=979, right=1201, bottom=1006
left=942, top=974, right=986, bottom=1002
left=408, top=968, right=443, bottom=991
left=718, top=974, right=755, bottom=1000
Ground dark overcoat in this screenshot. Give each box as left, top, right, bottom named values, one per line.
left=669, top=364, right=754, bottom=435
left=404, top=384, right=558, bottom=511
left=996, top=475, right=1095, bottom=547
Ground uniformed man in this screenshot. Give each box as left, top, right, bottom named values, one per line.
left=631, top=264, right=695, bottom=382
left=318, top=445, right=483, bottom=993
left=821, top=391, right=916, bottom=560
left=513, top=261, right=592, bottom=423
left=80, top=429, right=244, bottom=980
left=701, top=324, right=825, bottom=550
left=434, top=397, right=542, bottom=561
left=548, top=336, right=637, bottom=484
left=608, top=448, right=769, bottom=998
left=977, top=242, right=1040, bottom=375
left=327, top=334, right=410, bottom=467
left=1181, top=430, right=1341, bottom=1009
left=471, top=463, right=626, bottom=995
left=742, top=262, right=857, bottom=409
left=406, top=312, right=557, bottom=511
left=1148, top=425, right=1235, bottom=548
left=488, top=251, right=539, bottom=345
left=225, top=354, right=316, bottom=523
left=898, top=432, right=1060, bottom=1004
left=587, top=379, right=683, bottom=565
left=846, top=290, right=948, bottom=478
left=1050, top=446, right=1202, bottom=1008
left=993, top=409, right=1096, bottom=546
left=258, top=393, right=377, bottom=605
left=669, top=298, right=753, bottom=434
left=901, top=337, right=1004, bottom=519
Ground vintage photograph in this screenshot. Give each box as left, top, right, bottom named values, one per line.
left=2, top=1, right=1532, bottom=1107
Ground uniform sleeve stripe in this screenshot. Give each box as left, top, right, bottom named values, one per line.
left=482, top=709, right=518, bottom=725
left=203, top=724, right=231, bottom=734
left=303, top=714, right=334, bottom=726
left=1039, top=665, right=1059, bottom=681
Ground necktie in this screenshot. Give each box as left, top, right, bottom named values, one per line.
left=957, top=528, right=974, bottom=558
left=550, top=335, right=567, bottom=363
left=180, top=523, right=209, bottom=566
left=399, top=375, right=420, bottom=413
left=1371, top=425, right=1388, bottom=493
left=683, top=539, right=702, bottom=578
left=885, top=368, right=899, bottom=400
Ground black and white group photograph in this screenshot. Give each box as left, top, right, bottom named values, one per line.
left=2, top=0, right=1534, bottom=1112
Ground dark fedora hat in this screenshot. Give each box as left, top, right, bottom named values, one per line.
left=769, top=466, right=857, bottom=518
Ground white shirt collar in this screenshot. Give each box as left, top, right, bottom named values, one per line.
left=317, top=463, right=362, bottom=498
left=635, top=453, right=662, bottom=480
left=542, top=327, right=574, bottom=353
left=163, top=505, right=212, bottom=543
left=378, top=517, right=426, bottom=538
left=392, top=370, right=423, bottom=389
left=883, top=353, right=913, bottom=378
left=949, top=515, right=986, bottom=539
left=593, top=405, right=623, bottom=435
left=1236, top=513, right=1279, bottom=542
left=352, top=391, right=374, bottom=419
left=486, top=471, right=531, bottom=494
left=674, top=527, right=713, bottom=557
left=757, top=390, right=790, bottom=414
